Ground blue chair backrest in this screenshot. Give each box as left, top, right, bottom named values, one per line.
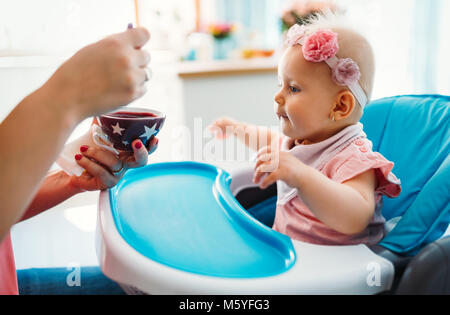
left=361, top=95, right=450, bottom=256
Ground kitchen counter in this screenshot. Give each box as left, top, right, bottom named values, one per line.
left=177, top=58, right=278, bottom=78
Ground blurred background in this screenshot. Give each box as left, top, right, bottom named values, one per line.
left=1, top=0, right=449, bottom=271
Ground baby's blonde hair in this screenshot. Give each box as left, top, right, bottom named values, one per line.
left=304, top=11, right=375, bottom=114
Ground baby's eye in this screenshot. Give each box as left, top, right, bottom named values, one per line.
left=289, top=86, right=300, bottom=93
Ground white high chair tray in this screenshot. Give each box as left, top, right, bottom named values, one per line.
left=96, top=162, right=394, bottom=294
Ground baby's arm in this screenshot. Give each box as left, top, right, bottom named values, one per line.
left=254, top=148, right=377, bottom=235
left=209, top=117, right=279, bottom=152
left=295, top=166, right=377, bottom=236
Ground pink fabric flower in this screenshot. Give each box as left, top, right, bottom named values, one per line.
left=302, top=29, right=339, bottom=62
left=331, top=58, right=361, bottom=86
left=285, top=24, right=306, bottom=46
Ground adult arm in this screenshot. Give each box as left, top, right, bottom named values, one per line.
left=19, top=137, right=158, bottom=222
left=18, top=170, right=82, bottom=222
left=0, top=85, right=78, bottom=239
left=0, top=27, right=151, bottom=241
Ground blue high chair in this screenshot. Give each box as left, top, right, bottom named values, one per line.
left=96, top=95, right=450, bottom=294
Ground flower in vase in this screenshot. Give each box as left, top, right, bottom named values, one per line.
left=208, top=23, right=235, bottom=40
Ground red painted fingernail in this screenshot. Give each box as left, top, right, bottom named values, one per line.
left=75, top=154, right=83, bottom=161
left=80, top=145, right=89, bottom=153
left=134, top=141, right=143, bottom=150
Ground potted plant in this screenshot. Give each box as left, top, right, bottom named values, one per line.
left=208, top=23, right=235, bottom=60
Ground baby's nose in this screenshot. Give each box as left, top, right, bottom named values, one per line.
left=273, top=98, right=283, bottom=113
left=274, top=91, right=284, bottom=106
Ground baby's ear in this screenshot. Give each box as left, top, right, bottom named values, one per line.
left=332, top=90, right=356, bottom=121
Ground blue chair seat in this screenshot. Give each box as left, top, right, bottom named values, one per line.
left=361, top=95, right=450, bottom=256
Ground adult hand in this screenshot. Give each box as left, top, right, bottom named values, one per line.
left=70, top=137, right=158, bottom=191
left=0, top=27, right=152, bottom=241
left=45, top=27, right=151, bottom=121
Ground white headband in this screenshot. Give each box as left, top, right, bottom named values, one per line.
left=323, top=56, right=368, bottom=108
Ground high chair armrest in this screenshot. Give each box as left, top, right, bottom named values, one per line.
left=395, top=236, right=450, bottom=295
left=230, top=163, right=277, bottom=208
left=235, top=184, right=277, bottom=210
left=229, top=164, right=258, bottom=196
left=369, top=245, right=412, bottom=294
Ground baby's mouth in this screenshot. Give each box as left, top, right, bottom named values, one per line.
left=277, top=112, right=288, bottom=120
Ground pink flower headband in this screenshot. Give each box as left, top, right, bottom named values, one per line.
left=286, top=24, right=368, bottom=108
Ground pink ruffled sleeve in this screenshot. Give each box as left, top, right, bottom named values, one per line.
left=329, top=143, right=402, bottom=198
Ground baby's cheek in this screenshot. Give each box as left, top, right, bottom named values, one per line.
left=280, top=120, right=296, bottom=138
left=285, top=111, right=300, bottom=129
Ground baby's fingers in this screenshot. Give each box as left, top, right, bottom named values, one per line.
left=256, top=155, right=279, bottom=174
left=254, top=153, right=273, bottom=171
left=208, top=118, right=238, bottom=139
left=253, top=163, right=271, bottom=185
left=256, top=145, right=275, bottom=160
left=253, top=170, right=266, bottom=186
left=259, top=172, right=278, bottom=190
left=208, top=124, right=227, bottom=140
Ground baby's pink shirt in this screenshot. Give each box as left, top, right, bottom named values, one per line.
left=273, top=126, right=401, bottom=246
left=0, top=233, right=18, bottom=295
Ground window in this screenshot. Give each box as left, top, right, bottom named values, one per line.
left=216, top=0, right=450, bottom=97
left=0, top=0, right=135, bottom=55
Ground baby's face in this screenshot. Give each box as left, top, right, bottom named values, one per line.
left=274, top=45, right=341, bottom=143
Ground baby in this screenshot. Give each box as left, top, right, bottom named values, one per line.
left=209, top=13, right=401, bottom=246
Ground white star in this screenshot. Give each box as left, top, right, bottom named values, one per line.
left=139, top=125, right=158, bottom=142
left=122, top=140, right=129, bottom=146
left=111, top=122, right=125, bottom=135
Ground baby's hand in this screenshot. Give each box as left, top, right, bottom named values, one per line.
left=208, top=117, right=239, bottom=139
left=253, top=145, right=304, bottom=189
left=70, top=137, right=158, bottom=191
